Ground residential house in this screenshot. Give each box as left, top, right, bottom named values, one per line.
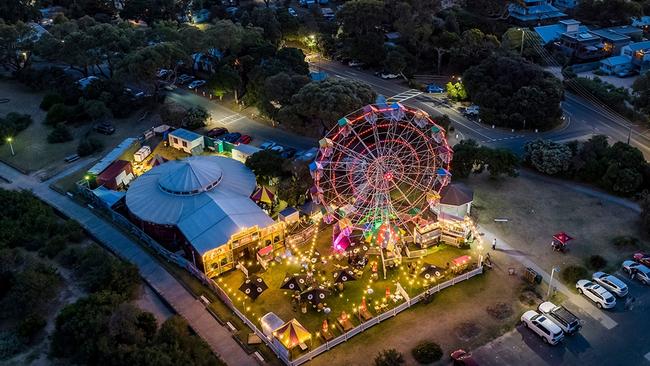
left=555, top=21, right=606, bottom=61
left=632, top=16, right=650, bottom=32
left=622, top=41, right=650, bottom=73
left=553, top=0, right=578, bottom=11
left=598, top=55, right=632, bottom=76
left=534, top=19, right=589, bottom=45
left=509, top=0, right=566, bottom=24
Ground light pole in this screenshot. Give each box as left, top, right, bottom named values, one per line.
left=547, top=266, right=560, bottom=299
left=6, top=137, right=14, bottom=156
left=520, top=28, right=525, bottom=56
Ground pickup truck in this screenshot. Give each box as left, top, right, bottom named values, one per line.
left=538, top=301, right=581, bottom=335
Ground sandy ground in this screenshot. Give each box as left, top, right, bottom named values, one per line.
left=467, top=172, right=646, bottom=276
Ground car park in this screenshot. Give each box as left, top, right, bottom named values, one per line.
left=426, top=83, right=445, bottom=93
left=520, top=310, right=564, bottom=345
left=260, top=141, right=276, bottom=150
left=592, top=272, right=628, bottom=297
left=450, top=349, right=479, bottom=366
left=207, top=127, right=228, bottom=138
left=537, top=301, right=581, bottom=334
left=238, top=135, right=252, bottom=144
left=188, top=80, right=206, bottom=89
left=622, top=260, right=650, bottom=285
left=576, top=280, right=616, bottom=308
left=177, top=74, right=195, bottom=84
left=281, top=147, right=297, bottom=158
left=288, top=7, right=297, bottom=16
left=94, top=122, right=115, bottom=135
left=633, top=252, right=650, bottom=267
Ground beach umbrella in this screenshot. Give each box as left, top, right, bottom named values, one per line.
left=419, top=264, right=443, bottom=280
left=273, top=319, right=311, bottom=349
left=280, top=274, right=307, bottom=292
left=333, top=269, right=357, bottom=284
left=239, top=275, right=268, bottom=300
left=251, top=186, right=275, bottom=204
left=301, top=286, right=330, bottom=306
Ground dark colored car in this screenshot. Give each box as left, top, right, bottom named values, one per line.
left=94, top=122, right=115, bottom=135
left=281, top=147, right=297, bottom=159
left=634, top=252, right=650, bottom=267
left=222, top=132, right=241, bottom=143
left=451, top=349, right=479, bottom=366
left=207, top=127, right=228, bottom=138
left=238, top=134, right=252, bottom=144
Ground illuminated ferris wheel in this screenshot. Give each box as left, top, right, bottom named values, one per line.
left=309, top=103, right=453, bottom=234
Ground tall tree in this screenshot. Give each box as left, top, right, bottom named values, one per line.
left=0, top=22, right=35, bottom=74
left=117, top=42, right=188, bottom=96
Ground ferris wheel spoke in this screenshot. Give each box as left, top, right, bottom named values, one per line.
left=330, top=139, right=374, bottom=164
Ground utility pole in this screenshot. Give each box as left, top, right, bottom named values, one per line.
left=627, top=124, right=632, bottom=145
left=547, top=266, right=560, bottom=299
left=520, top=28, right=526, bottom=56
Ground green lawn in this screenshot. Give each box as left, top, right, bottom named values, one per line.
left=218, top=224, right=476, bottom=358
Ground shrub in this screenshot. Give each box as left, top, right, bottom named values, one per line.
left=47, top=124, right=73, bottom=143
left=523, top=139, right=572, bottom=175
left=561, top=265, right=588, bottom=285
left=374, top=349, right=405, bottom=366
left=587, top=254, right=608, bottom=270
left=0, top=331, right=23, bottom=360
left=0, top=112, right=32, bottom=143
left=612, top=235, right=641, bottom=249
left=77, top=138, right=103, bottom=157
left=39, top=234, right=68, bottom=258
left=411, top=341, right=443, bottom=364
left=46, top=103, right=73, bottom=125
left=17, top=314, right=46, bottom=341
left=40, top=93, right=64, bottom=111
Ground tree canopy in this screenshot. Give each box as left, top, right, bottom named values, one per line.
left=463, top=55, right=563, bottom=130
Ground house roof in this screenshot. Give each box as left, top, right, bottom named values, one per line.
left=88, top=138, right=138, bottom=175
left=632, top=16, right=650, bottom=27
left=440, top=183, right=473, bottom=206
left=98, top=160, right=131, bottom=182
left=589, top=29, right=630, bottom=42
left=600, top=55, right=631, bottom=66
left=279, top=207, right=299, bottom=217
left=534, top=22, right=589, bottom=44
left=126, top=156, right=274, bottom=254
left=625, top=41, right=650, bottom=52
left=170, top=128, right=203, bottom=142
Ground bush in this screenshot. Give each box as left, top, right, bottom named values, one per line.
left=39, top=234, right=67, bottom=258
left=411, top=341, right=443, bottom=364
left=612, top=235, right=640, bottom=249
left=561, top=265, right=588, bottom=285
left=17, top=314, right=46, bottom=341
left=374, top=349, right=405, bottom=366
left=47, top=124, right=73, bottom=143
left=0, top=112, right=32, bottom=143
left=46, top=104, right=73, bottom=125
left=77, top=138, right=103, bottom=157
left=524, top=139, right=572, bottom=175
left=587, top=255, right=608, bottom=270
left=40, top=93, right=64, bottom=111
left=0, top=331, right=23, bottom=360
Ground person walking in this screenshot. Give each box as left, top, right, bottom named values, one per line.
left=492, top=238, right=497, bottom=250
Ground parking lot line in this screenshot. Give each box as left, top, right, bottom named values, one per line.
left=217, top=114, right=246, bottom=126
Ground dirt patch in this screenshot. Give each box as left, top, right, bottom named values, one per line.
left=455, top=321, right=482, bottom=341
left=485, top=302, right=513, bottom=320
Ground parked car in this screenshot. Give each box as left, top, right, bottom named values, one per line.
left=64, top=154, right=80, bottom=163
left=270, top=145, right=284, bottom=153
left=296, top=147, right=318, bottom=162
left=576, top=280, right=616, bottom=309
left=450, top=349, right=479, bottom=366
left=237, top=134, right=252, bottom=144
left=207, top=127, right=228, bottom=138
left=260, top=141, right=276, bottom=150
left=177, top=74, right=195, bottom=84
left=188, top=79, right=206, bottom=89
left=426, top=83, right=445, bottom=93
left=592, top=272, right=628, bottom=297
left=288, top=7, right=298, bottom=16
left=156, top=69, right=172, bottom=78
left=348, top=60, right=364, bottom=67
left=520, top=310, right=564, bottom=345
left=633, top=252, right=650, bottom=267
left=281, top=147, right=297, bottom=158
left=94, top=122, right=115, bottom=135
left=222, top=132, right=241, bottom=143
left=537, top=301, right=581, bottom=335
left=622, top=260, right=650, bottom=285
left=464, top=105, right=480, bottom=116
left=375, top=71, right=399, bottom=79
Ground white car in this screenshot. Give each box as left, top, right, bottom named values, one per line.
left=576, top=280, right=616, bottom=309
left=592, top=272, right=628, bottom=297
left=348, top=60, right=364, bottom=67
left=260, top=141, right=276, bottom=150
left=379, top=72, right=399, bottom=79
left=177, top=74, right=195, bottom=84
left=188, top=80, right=206, bottom=89
left=270, top=145, right=284, bottom=153
left=288, top=7, right=297, bottom=16
left=520, top=310, right=564, bottom=345
left=156, top=69, right=172, bottom=78
left=622, top=260, right=650, bottom=285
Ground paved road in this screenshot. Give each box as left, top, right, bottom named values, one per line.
left=167, top=88, right=317, bottom=150
left=312, top=59, right=650, bottom=158
left=0, top=163, right=258, bottom=366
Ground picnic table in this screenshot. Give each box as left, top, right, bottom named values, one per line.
left=320, top=328, right=334, bottom=341
left=359, top=307, right=373, bottom=321
left=337, top=312, right=354, bottom=332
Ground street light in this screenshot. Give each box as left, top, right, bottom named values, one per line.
left=519, top=28, right=526, bottom=56
left=6, top=137, right=14, bottom=156
left=547, top=266, right=560, bottom=299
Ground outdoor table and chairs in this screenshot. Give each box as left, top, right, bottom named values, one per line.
left=337, top=311, right=354, bottom=331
